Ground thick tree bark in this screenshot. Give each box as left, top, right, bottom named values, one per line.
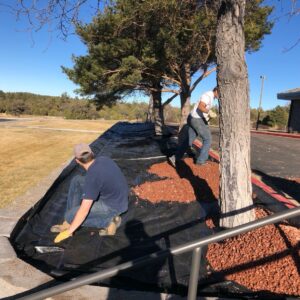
left=151, top=83, right=164, bottom=136
left=216, top=0, right=255, bottom=227
left=146, top=94, right=154, bottom=122
left=179, top=63, right=191, bottom=130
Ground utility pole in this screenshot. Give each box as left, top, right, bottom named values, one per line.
left=256, top=75, right=266, bottom=130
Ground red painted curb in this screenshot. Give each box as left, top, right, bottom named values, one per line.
left=251, top=130, right=300, bottom=139
left=192, top=140, right=297, bottom=209
left=251, top=177, right=296, bottom=209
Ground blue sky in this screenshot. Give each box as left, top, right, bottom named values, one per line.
left=0, top=1, right=299, bottom=110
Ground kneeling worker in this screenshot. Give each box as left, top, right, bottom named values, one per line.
left=52, top=143, right=129, bottom=243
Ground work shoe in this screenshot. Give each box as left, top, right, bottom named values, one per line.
left=187, top=146, right=198, bottom=158
left=113, top=215, right=122, bottom=228
left=50, top=221, right=70, bottom=233
left=168, top=155, right=176, bottom=168
left=99, top=216, right=122, bottom=236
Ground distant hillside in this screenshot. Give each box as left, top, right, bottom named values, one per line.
left=0, top=91, right=289, bottom=128
left=0, top=91, right=181, bottom=122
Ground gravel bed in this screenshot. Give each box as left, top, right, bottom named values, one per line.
left=132, top=158, right=300, bottom=297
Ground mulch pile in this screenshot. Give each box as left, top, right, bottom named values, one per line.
left=132, top=158, right=300, bottom=297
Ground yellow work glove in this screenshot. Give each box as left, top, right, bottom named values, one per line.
left=54, top=230, right=72, bottom=243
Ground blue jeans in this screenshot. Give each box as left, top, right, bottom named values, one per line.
left=65, top=175, right=119, bottom=228
left=175, top=115, right=197, bottom=161
left=189, top=117, right=211, bottom=164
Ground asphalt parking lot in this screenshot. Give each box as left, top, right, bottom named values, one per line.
left=210, top=127, right=300, bottom=178
left=210, top=127, right=300, bottom=201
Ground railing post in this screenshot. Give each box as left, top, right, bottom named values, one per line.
left=187, top=246, right=202, bottom=300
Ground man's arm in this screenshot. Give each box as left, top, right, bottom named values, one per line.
left=54, top=199, right=93, bottom=243
left=68, top=199, right=93, bottom=234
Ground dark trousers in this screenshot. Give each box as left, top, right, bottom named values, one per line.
left=65, top=175, right=119, bottom=228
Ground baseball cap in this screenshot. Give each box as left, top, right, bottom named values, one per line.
left=74, top=143, right=93, bottom=159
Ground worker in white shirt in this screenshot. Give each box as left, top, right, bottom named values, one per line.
left=168, top=87, right=219, bottom=167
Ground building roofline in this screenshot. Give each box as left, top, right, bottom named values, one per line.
left=277, top=88, right=300, bottom=100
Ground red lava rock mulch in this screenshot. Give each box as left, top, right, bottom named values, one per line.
left=133, top=158, right=219, bottom=203
left=132, top=158, right=300, bottom=296
left=206, top=208, right=300, bottom=296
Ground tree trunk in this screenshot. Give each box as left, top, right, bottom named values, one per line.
left=179, top=63, right=191, bottom=131
left=151, top=84, right=164, bottom=136
left=146, top=94, right=154, bottom=122
left=216, top=0, right=255, bottom=228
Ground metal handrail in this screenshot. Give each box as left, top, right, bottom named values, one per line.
left=17, top=206, right=300, bottom=300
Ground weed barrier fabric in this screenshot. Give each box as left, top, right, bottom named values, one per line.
left=10, top=123, right=199, bottom=292
left=11, top=122, right=253, bottom=296
left=16, top=196, right=212, bottom=292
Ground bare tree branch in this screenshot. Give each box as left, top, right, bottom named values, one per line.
left=0, top=0, right=103, bottom=39
left=190, top=66, right=216, bottom=93
left=162, top=92, right=179, bottom=107
left=162, top=66, right=216, bottom=108
left=282, top=0, right=300, bottom=51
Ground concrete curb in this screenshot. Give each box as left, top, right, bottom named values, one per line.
left=210, top=125, right=300, bottom=139
left=0, top=236, right=17, bottom=263
left=251, top=176, right=298, bottom=209
left=251, top=130, right=300, bottom=139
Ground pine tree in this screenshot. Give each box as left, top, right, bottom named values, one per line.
left=63, top=0, right=273, bottom=134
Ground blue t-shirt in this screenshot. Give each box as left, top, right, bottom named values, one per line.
left=82, top=156, right=128, bottom=213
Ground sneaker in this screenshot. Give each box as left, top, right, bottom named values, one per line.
left=168, top=155, right=176, bottom=168
left=99, top=222, right=117, bottom=236
left=99, top=216, right=122, bottom=236
left=50, top=221, right=70, bottom=233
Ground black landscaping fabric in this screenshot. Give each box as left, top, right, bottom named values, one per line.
left=10, top=122, right=292, bottom=298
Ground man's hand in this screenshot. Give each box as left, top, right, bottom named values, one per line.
left=208, top=110, right=217, bottom=119
left=54, top=230, right=72, bottom=243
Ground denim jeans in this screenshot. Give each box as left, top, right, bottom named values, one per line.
left=65, top=175, right=119, bottom=228
left=174, top=116, right=191, bottom=160
left=189, top=116, right=211, bottom=164
left=175, top=115, right=199, bottom=161
left=188, top=118, right=197, bottom=148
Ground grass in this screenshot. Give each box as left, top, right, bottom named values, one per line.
left=0, top=116, right=116, bottom=208
left=1, top=114, right=117, bottom=131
